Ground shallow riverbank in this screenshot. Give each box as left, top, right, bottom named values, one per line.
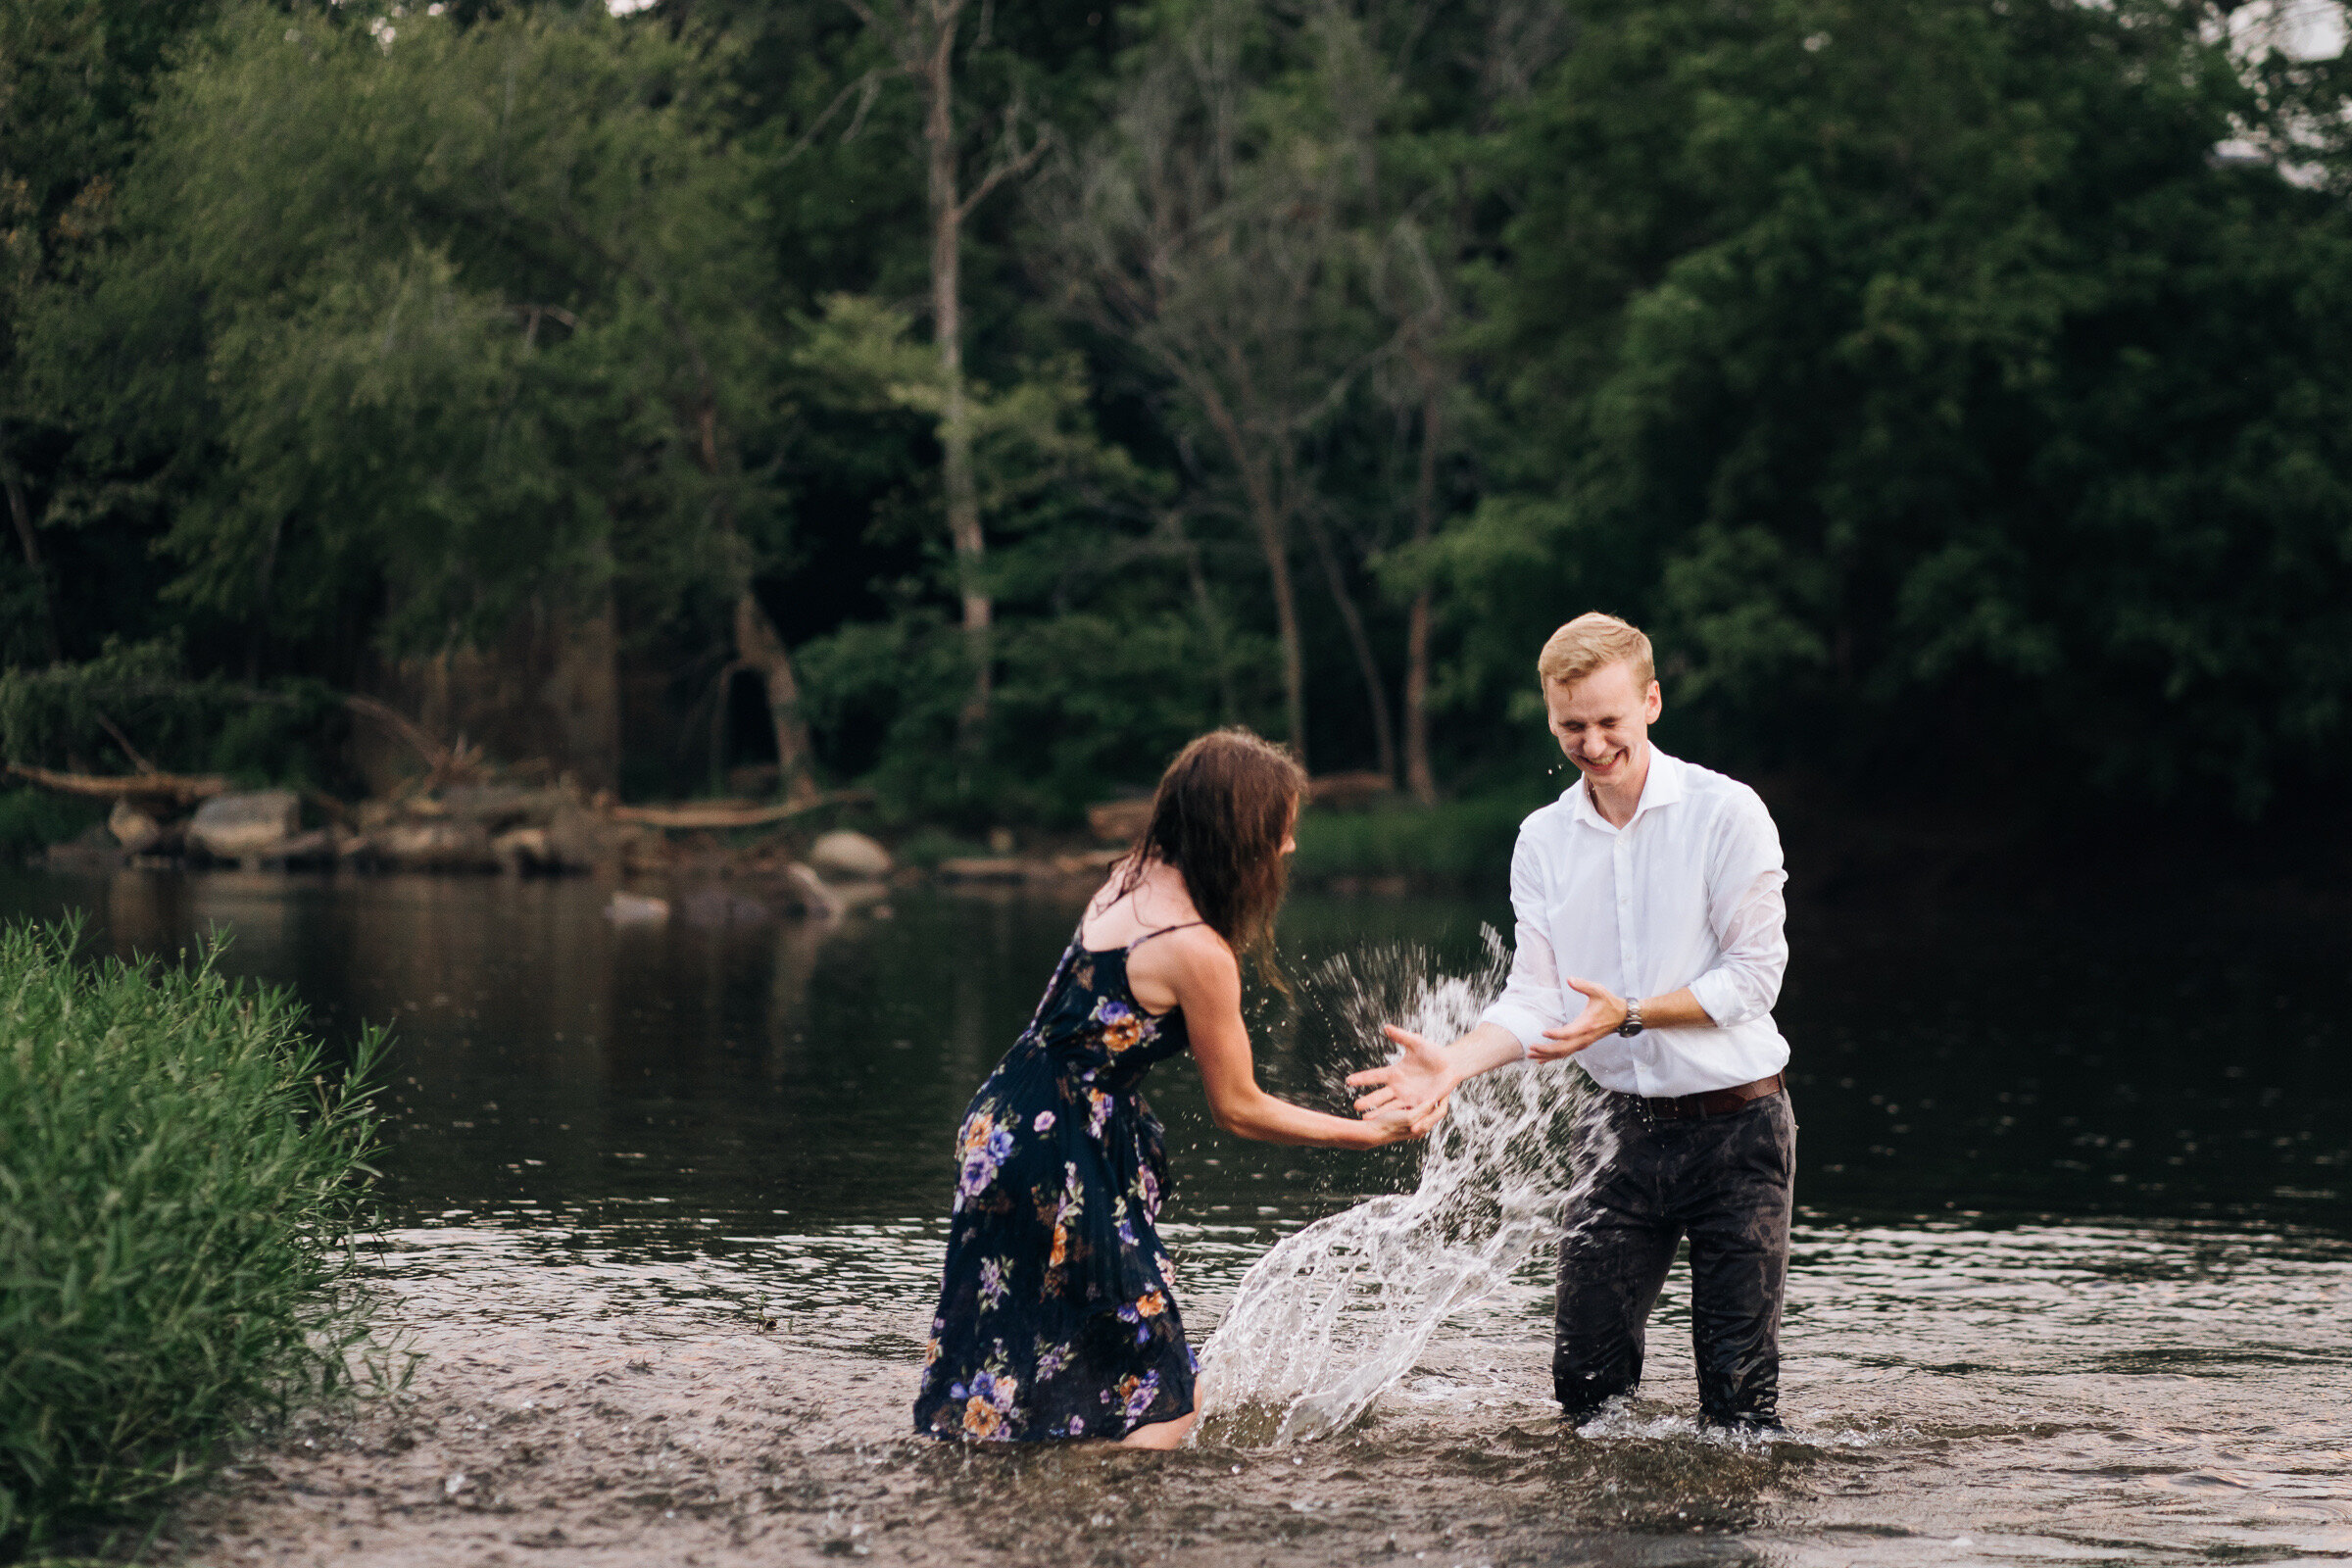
left=0, top=867, right=2335, bottom=1566
left=156, top=1214, right=2352, bottom=1568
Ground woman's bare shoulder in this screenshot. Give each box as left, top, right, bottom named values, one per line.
left=1134, top=919, right=1235, bottom=985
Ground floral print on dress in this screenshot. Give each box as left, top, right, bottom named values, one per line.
left=1109, top=1370, right=1162, bottom=1425
left=951, top=1356, right=1021, bottom=1442
left=1115, top=1289, right=1170, bottom=1346
left=914, top=923, right=1201, bottom=1444
left=954, top=1108, right=1015, bottom=1213
left=977, top=1256, right=1010, bottom=1312
left=1092, top=994, right=1152, bottom=1055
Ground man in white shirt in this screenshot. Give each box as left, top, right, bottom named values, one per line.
left=1349, top=612, right=1795, bottom=1429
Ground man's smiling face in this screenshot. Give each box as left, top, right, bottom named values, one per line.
left=1544, top=659, right=1662, bottom=792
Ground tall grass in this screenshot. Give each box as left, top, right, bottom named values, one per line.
left=0, top=921, right=385, bottom=1554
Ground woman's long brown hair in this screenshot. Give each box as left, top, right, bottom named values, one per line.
left=1118, top=727, right=1307, bottom=987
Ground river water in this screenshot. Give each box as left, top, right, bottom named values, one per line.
left=10, top=868, right=2348, bottom=1566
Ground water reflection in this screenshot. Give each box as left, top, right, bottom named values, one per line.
left=20, top=868, right=2343, bottom=1233
left=3, top=867, right=2347, bottom=1564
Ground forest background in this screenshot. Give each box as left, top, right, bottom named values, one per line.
left=4, top=0, right=2351, bottom=865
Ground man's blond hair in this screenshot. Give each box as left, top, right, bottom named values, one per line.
left=1537, top=612, right=1654, bottom=693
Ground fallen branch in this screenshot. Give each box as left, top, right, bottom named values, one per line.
left=89, top=709, right=157, bottom=776
left=342, top=695, right=452, bottom=771
left=3, top=762, right=229, bottom=808
left=607, top=790, right=873, bottom=831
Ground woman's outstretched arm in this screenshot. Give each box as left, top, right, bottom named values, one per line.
left=1142, top=929, right=1423, bottom=1150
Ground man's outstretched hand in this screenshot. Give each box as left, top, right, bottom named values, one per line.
left=1347, top=1025, right=1454, bottom=1136
left=1531, top=976, right=1628, bottom=1060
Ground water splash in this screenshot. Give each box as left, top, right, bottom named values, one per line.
left=1196, top=932, right=1604, bottom=1445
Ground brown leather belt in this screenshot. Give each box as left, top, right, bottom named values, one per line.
left=1617, top=1072, right=1785, bottom=1121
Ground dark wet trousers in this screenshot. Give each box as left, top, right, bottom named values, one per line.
left=1553, top=1088, right=1794, bottom=1428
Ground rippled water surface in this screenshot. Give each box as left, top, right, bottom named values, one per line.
left=8, top=867, right=2348, bottom=1565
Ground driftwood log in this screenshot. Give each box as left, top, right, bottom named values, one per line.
left=607, top=790, right=873, bottom=832
left=3, top=762, right=229, bottom=808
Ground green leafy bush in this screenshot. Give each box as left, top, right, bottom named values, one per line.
left=0, top=923, right=385, bottom=1553
left=0, top=790, right=106, bottom=862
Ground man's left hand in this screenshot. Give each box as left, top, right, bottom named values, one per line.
left=1532, top=976, right=1629, bottom=1060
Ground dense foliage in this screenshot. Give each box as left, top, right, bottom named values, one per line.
left=2, top=0, right=2347, bottom=823
left=0, top=923, right=384, bottom=1551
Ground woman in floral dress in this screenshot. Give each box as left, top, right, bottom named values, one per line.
left=914, top=728, right=1433, bottom=1448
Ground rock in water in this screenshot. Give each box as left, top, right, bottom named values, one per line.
left=808, top=830, right=892, bottom=881
left=187, top=790, right=300, bottom=861
left=783, top=863, right=843, bottom=918
left=605, top=892, right=670, bottom=925
left=492, top=826, right=552, bottom=873
left=108, top=799, right=165, bottom=854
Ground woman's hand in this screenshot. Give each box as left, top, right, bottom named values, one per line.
left=1352, top=1100, right=1433, bottom=1148
left=1348, top=1025, right=1456, bottom=1132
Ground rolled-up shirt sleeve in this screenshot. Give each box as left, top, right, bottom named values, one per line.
left=1686, top=800, right=1788, bottom=1028
left=1480, top=834, right=1568, bottom=1050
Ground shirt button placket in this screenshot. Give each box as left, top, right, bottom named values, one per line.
left=1614, top=832, right=1639, bottom=1091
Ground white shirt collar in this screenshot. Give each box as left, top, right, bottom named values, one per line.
left=1562, top=746, right=1686, bottom=834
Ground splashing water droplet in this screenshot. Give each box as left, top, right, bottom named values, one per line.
left=1197, top=933, right=1605, bottom=1445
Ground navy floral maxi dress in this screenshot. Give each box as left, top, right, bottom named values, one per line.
left=914, top=923, right=1202, bottom=1442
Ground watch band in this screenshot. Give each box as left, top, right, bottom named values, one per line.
left=1616, top=999, right=1643, bottom=1037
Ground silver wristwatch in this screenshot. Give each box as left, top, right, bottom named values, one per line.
left=1615, top=999, right=1644, bottom=1037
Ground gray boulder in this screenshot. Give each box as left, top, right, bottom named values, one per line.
left=188, top=790, right=300, bottom=860
left=606, top=891, right=669, bottom=925
left=808, top=830, right=892, bottom=881
left=783, top=862, right=843, bottom=918
left=108, top=800, right=166, bottom=854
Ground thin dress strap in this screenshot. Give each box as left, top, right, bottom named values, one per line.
left=1125, top=921, right=1204, bottom=952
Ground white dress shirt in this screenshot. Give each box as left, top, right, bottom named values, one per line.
left=1480, top=749, right=1790, bottom=1099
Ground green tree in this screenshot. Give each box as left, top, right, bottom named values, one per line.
left=832, top=0, right=1052, bottom=752
left=1044, top=0, right=1388, bottom=771
left=0, top=1, right=220, bottom=668
left=32, top=2, right=821, bottom=790
left=1455, top=0, right=2352, bottom=811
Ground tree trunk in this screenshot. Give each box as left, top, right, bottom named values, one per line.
left=0, top=436, right=63, bottom=664
left=1241, top=463, right=1308, bottom=768
left=1299, top=500, right=1396, bottom=783
left=247, top=512, right=285, bottom=681
left=734, top=589, right=820, bottom=806
left=920, top=5, right=992, bottom=754
left=1198, top=391, right=1308, bottom=766
left=541, top=588, right=621, bottom=795
left=1402, top=377, right=1442, bottom=805
left=1175, top=515, right=1240, bottom=723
